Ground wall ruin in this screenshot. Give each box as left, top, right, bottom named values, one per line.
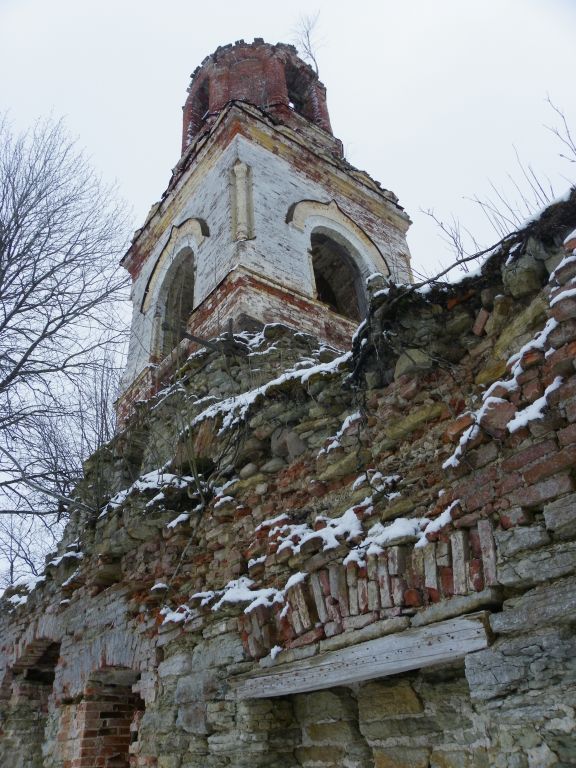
left=0, top=192, right=575, bottom=767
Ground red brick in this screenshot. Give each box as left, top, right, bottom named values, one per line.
left=516, top=367, right=540, bottom=385
left=544, top=341, right=576, bottom=377
left=502, top=439, right=557, bottom=472
left=286, top=626, right=324, bottom=649
left=547, top=377, right=576, bottom=407
left=453, top=512, right=484, bottom=529
left=479, top=399, right=517, bottom=438
left=497, top=472, right=524, bottom=495
left=558, top=422, right=576, bottom=447
left=488, top=382, right=517, bottom=399
left=509, top=472, right=575, bottom=508
left=550, top=295, right=576, bottom=323
left=519, top=349, right=545, bottom=369
left=444, top=413, right=475, bottom=444
left=468, top=529, right=482, bottom=558
left=439, top=566, right=454, bottom=596
left=554, top=255, right=576, bottom=284
left=523, top=447, right=576, bottom=485
left=548, top=318, right=576, bottom=347
left=461, top=441, right=499, bottom=470
left=459, top=465, right=499, bottom=490
left=403, top=588, right=423, bottom=607
left=469, top=559, right=484, bottom=591
left=498, top=507, right=534, bottom=528
left=567, top=397, right=576, bottom=423
left=472, top=308, right=490, bottom=336
left=522, top=378, right=544, bottom=403
left=461, top=483, right=496, bottom=513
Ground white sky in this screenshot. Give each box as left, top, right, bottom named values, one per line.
left=1, top=0, right=575, bottom=278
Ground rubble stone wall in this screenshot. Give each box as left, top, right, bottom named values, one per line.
left=1, top=193, right=575, bottom=768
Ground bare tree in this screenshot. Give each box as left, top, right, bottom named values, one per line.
left=545, top=96, right=576, bottom=166
left=0, top=115, right=130, bottom=582
left=420, top=100, right=576, bottom=278
left=465, top=147, right=558, bottom=240
left=293, top=12, right=322, bottom=75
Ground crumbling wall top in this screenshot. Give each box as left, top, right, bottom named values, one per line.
left=181, top=38, right=333, bottom=152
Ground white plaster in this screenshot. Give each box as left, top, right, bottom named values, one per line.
left=122, top=130, right=412, bottom=389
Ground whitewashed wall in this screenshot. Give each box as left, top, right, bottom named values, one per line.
left=122, top=132, right=411, bottom=388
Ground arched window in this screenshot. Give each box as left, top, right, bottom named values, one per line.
left=310, top=231, right=365, bottom=321
left=160, top=247, right=195, bottom=357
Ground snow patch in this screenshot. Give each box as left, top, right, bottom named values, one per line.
left=47, top=551, right=84, bottom=568
left=7, top=594, right=28, bottom=607
left=550, top=286, right=576, bottom=307
left=167, top=513, right=190, bottom=529
left=100, top=470, right=194, bottom=518
left=188, top=353, right=351, bottom=436
left=416, top=500, right=459, bottom=548
left=507, top=377, right=563, bottom=433
left=318, top=411, right=362, bottom=456
left=270, top=645, right=283, bottom=660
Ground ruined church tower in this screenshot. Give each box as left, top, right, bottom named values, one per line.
left=118, top=39, right=411, bottom=420
left=2, top=36, right=576, bottom=768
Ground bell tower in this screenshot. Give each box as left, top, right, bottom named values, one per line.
left=118, top=39, right=412, bottom=421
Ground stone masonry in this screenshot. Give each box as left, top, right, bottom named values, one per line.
left=0, top=188, right=575, bottom=767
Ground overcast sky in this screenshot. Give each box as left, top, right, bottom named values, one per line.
left=1, top=0, right=575, bottom=278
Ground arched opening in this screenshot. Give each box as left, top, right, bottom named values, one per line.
left=160, top=247, right=195, bottom=357
left=310, top=231, right=365, bottom=321
left=76, top=668, right=146, bottom=768
left=285, top=62, right=314, bottom=122
left=0, top=640, right=61, bottom=768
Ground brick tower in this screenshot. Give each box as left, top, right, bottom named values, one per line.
left=118, top=39, right=412, bottom=420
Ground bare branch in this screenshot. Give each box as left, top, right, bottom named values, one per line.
left=545, top=96, right=576, bottom=165
left=293, top=12, right=321, bottom=75
left=0, top=115, right=130, bottom=582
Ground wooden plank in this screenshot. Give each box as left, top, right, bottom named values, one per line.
left=233, top=614, right=490, bottom=700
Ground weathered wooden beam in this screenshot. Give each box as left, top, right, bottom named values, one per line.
left=233, top=613, right=491, bottom=699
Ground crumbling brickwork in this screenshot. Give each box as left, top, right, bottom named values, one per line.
left=181, top=40, right=334, bottom=152
left=1, top=190, right=575, bottom=767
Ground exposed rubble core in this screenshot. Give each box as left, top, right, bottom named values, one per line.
left=1, top=190, right=575, bottom=767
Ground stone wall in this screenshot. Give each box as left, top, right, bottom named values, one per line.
left=0, top=191, right=575, bottom=767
